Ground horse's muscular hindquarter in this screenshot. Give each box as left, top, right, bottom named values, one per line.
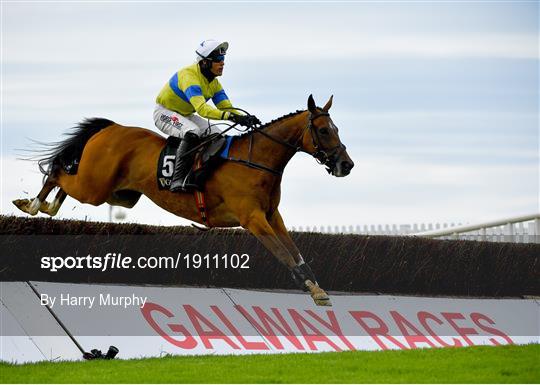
left=56, top=126, right=159, bottom=206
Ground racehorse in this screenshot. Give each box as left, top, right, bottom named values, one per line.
left=13, top=95, right=354, bottom=306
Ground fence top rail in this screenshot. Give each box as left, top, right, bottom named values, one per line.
left=412, top=213, right=540, bottom=237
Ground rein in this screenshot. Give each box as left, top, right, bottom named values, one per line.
left=225, top=120, right=300, bottom=176
left=225, top=132, right=284, bottom=176
left=226, top=110, right=345, bottom=176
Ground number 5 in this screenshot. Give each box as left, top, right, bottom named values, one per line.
left=163, top=155, right=175, bottom=177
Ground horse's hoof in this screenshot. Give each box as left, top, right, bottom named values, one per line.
left=38, top=201, right=57, bottom=216
left=305, top=280, right=332, bottom=307
left=311, top=291, right=332, bottom=306
left=38, top=202, right=49, bottom=214
left=12, top=198, right=39, bottom=216
left=46, top=206, right=60, bottom=217
left=313, top=297, right=332, bottom=306
left=13, top=199, right=29, bottom=209
left=13, top=199, right=32, bottom=214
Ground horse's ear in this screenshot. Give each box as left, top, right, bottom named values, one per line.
left=307, top=94, right=317, bottom=113
left=323, top=95, right=333, bottom=112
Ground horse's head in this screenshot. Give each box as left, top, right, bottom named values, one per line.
left=302, top=94, right=354, bottom=177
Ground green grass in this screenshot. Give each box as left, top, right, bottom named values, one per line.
left=1, top=344, right=539, bottom=383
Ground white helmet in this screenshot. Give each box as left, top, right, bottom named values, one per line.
left=195, top=39, right=229, bottom=62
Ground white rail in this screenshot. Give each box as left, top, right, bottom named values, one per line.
left=289, top=213, right=540, bottom=243
left=412, top=213, right=540, bottom=243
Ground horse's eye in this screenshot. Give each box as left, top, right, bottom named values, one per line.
left=320, top=128, right=329, bottom=135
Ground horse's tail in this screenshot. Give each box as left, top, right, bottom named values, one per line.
left=36, top=118, right=115, bottom=177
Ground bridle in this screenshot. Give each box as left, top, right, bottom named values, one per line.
left=305, top=111, right=347, bottom=173
left=226, top=110, right=346, bottom=176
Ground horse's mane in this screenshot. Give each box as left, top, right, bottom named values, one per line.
left=237, top=110, right=306, bottom=139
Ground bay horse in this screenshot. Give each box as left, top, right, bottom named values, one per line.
left=13, top=95, right=354, bottom=306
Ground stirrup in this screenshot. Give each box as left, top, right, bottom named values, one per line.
left=171, top=173, right=198, bottom=192
left=170, top=178, right=188, bottom=192
left=169, top=183, right=185, bottom=193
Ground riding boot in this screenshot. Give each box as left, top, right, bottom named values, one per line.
left=170, top=132, right=199, bottom=192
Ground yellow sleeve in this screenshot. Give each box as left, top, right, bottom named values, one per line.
left=212, top=82, right=242, bottom=117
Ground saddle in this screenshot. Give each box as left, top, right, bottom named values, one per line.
left=156, top=134, right=234, bottom=191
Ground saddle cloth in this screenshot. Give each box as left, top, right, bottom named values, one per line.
left=156, top=134, right=234, bottom=191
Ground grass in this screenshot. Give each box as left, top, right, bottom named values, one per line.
left=1, top=344, right=539, bottom=383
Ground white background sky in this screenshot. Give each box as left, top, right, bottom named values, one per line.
left=1, top=1, right=538, bottom=228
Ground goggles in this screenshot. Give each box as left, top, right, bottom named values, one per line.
left=209, top=54, right=225, bottom=62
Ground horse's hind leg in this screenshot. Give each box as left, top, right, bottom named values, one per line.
left=13, top=176, right=57, bottom=216
left=39, top=188, right=67, bottom=216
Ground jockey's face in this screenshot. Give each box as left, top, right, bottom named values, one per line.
left=210, top=59, right=224, bottom=77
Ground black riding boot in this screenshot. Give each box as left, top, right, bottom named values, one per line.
left=170, top=132, right=199, bottom=192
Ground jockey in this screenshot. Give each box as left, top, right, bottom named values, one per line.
left=154, top=39, right=261, bottom=192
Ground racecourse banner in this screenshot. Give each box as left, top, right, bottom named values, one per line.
left=1, top=282, right=538, bottom=363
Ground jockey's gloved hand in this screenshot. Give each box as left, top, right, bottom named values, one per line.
left=249, top=115, right=261, bottom=125
left=230, top=114, right=260, bottom=127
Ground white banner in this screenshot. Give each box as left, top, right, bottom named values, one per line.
left=1, top=281, right=538, bottom=363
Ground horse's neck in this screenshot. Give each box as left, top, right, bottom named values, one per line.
left=264, top=111, right=308, bottom=144
left=251, top=111, right=308, bottom=172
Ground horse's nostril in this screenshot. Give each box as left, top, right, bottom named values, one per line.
left=342, top=161, right=353, bottom=172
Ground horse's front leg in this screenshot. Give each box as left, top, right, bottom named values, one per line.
left=268, top=210, right=331, bottom=306
left=240, top=209, right=297, bottom=269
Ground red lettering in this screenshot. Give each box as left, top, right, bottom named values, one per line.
left=442, top=312, right=478, bottom=346
left=417, top=311, right=463, bottom=347
left=288, top=309, right=341, bottom=351
left=211, top=306, right=269, bottom=350
left=235, top=306, right=304, bottom=350
left=470, top=312, right=514, bottom=346
left=141, top=302, right=197, bottom=349
left=390, top=311, right=436, bottom=349
left=349, top=311, right=407, bottom=350
left=306, top=310, right=355, bottom=350
left=183, top=305, right=240, bottom=350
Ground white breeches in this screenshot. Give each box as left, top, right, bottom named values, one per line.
left=153, top=104, right=221, bottom=138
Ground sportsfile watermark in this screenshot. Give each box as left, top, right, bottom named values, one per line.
left=1, top=235, right=258, bottom=281
left=41, top=253, right=250, bottom=272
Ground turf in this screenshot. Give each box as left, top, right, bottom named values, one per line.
left=1, top=344, right=539, bottom=383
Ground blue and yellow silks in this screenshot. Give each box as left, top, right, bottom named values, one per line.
left=156, top=63, right=237, bottom=120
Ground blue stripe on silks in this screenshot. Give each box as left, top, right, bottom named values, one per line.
left=220, top=136, right=234, bottom=159
left=212, top=90, right=229, bottom=105
left=185, top=85, right=203, bottom=100
left=168, top=73, right=189, bottom=103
